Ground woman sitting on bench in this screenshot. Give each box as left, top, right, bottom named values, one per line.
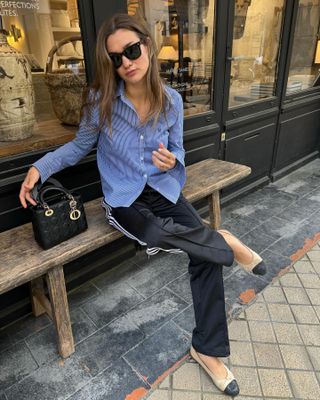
left=19, top=13, right=266, bottom=397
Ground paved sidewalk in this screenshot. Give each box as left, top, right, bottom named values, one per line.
left=146, top=243, right=320, bottom=400
left=1, top=159, right=320, bottom=400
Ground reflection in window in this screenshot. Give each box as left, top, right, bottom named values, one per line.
left=127, top=0, right=215, bottom=117
left=286, top=0, right=320, bottom=95
left=0, top=0, right=86, bottom=158
left=229, top=0, right=284, bottom=108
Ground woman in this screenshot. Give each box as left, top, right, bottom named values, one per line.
left=19, top=13, right=266, bottom=397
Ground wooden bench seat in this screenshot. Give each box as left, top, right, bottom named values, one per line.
left=0, top=159, right=250, bottom=358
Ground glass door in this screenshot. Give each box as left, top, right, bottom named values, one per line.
left=127, top=0, right=215, bottom=118
left=285, top=0, right=320, bottom=96
left=227, top=0, right=285, bottom=109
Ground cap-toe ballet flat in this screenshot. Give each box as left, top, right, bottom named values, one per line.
left=190, top=346, right=240, bottom=397
left=219, top=229, right=266, bottom=275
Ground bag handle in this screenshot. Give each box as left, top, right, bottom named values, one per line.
left=38, top=186, right=73, bottom=206
left=31, top=178, right=65, bottom=203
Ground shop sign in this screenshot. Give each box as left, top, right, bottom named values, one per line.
left=0, top=0, right=40, bottom=16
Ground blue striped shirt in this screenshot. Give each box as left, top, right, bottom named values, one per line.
left=33, top=81, right=186, bottom=207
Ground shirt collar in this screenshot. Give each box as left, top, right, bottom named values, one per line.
left=115, top=80, right=125, bottom=98
left=115, top=79, right=174, bottom=109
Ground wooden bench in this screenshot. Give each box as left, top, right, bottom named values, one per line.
left=0, top=159, right=250, bottom=359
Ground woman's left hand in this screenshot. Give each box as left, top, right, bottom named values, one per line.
left=152, top=143, right=177, bottom=171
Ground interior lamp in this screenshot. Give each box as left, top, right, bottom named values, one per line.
left=158, top=45, right=178, bottom=61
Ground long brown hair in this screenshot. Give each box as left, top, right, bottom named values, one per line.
left=86, top=13, right=169, bottom=131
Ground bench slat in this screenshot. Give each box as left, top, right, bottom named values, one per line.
left=0, top=159, right=250, bottom=294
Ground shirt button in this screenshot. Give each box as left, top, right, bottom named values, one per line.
left=140, top=135, right=144, bottom=140
left=143, top=174, right=147, bottom=179
left=140, top=156, right=143, bottom=161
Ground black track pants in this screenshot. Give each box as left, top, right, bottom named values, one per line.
left=103, top=185, right=234, bottom=357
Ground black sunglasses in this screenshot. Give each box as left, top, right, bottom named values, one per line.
left=108, top=41, right=142, bottom=69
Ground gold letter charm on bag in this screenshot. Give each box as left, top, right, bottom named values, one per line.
left=69, top=198, right=81, bottom=220
left=44, top=204, right=54, bottom=217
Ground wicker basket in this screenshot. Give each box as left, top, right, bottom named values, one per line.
left=45, top=36, right=86, bottom=126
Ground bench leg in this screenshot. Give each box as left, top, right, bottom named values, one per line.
left=208, top=191, right=221, bottom=230
left=30, top=277, right=47, bottom=317
left=46, top=266, right=75, bottom=358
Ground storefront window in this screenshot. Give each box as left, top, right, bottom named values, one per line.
left=127, top=0, right=215, bottom=116
left=229, top=0, right=284, bottom=107
left=286, top=0, right=320, bottom=95
left=0, top=0, right=86, bottom=158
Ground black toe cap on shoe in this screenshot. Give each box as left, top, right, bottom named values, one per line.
left=252, top=260, right=266, bottom=275
left=224, top=379, right=240, bottom=396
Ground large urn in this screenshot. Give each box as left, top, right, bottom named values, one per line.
left=0, top=31, right=35, bottom=141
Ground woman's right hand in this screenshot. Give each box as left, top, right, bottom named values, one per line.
left=19, top=166, right=40, bottom=208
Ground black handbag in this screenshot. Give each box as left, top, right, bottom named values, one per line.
left=30, top=178, right=88, bottom=250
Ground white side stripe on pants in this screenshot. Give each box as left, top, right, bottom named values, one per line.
left=102, top=200, right=183, bottom=256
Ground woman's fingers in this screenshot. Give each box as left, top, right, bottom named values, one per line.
left=19, top=167, right=40, bottom=208
left=152, top=144, right=176, bottom=170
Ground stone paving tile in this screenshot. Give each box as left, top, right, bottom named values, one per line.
left=279, top=272, right=302, bottom=287
left=290, top=304, right=319, bottom=324
left=267, top=303, right=295, bottom=323
left=266, top=235, right=307, bottom=259
left=310, top=260, right=320, bottom=274
left=166, top=273, right=193, bottom=304
left=82, top=281, right=145, bottom=328
left=68, top=358, right=149, bottom=400
left=91, top=258, right=143, bottom=289
left=298, top=324, right=320, bottom=346
left=173, top=305, right=194, bottom=336
left=311, top=260, right=320, bottom=275
left=306, top=346, right=320, bottom=371
left=0, top=314, right=51, bottom=352
left=223, top=270, right=268, bottom=310
left=228, top=320, right=251, bottom=342
left=68, top=282, right=101, bottom=309
left=202, top=394, right=231, bottom=400
left=272, top=322, right=303, bottom=345
left=287, top=370, right=320, bottom=399
left=245, top=302, right=270, bottom=321
left=253, top=215, right=302, bottom=241
left=279, top=344, right=313, bottom=370
left=172, top=391, right=201, bottom=400
left=283, top=286, right=311, bottom=305
left=147, top=390, right=170, bottom=400
left=298, top=273, right=320, bottom=288
left=124, top=321, right=190, bottom=385
left=0, top=342, right=38, bottom=391
left=293, top=260, right=316, bottom=274
left=127, top=253, right=188, bottom=298
left=237, top=229, right=276, bottom=254
left=229, top=341, right=256, bottom=367
left=314, top=305, right=320, bottom=319
left=159, top=375, right=170, bottom=389
left=248, top=320, right=276, bottom=343
left=172, top=362, right=201, bottom=391
left=253, top=343, right=283, bottom=368
left=258, top=368, right=292, bottom=398
left=307, top=249, right=320, bottom=262
left=124, top=288, right=188, bottom=336
left=306, top=288, right=320, bottom=305
left=231, top=367, right=262, bottom=396
left=25, top=308, right=97, bottom=365
left=75, top=315, right=144, bottom=377
left=262, top=286, right=287, bottom=303
left=220, top=214, right=258, bottom=238
left=6, top=357, right=91, bottom=400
